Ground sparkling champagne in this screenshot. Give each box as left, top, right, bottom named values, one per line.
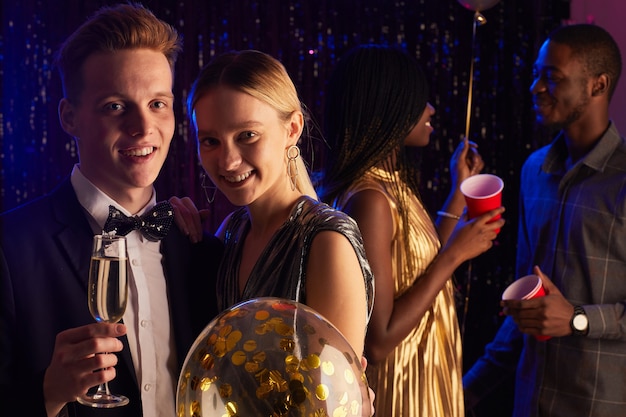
left=78, top=234, right=130, bottom=408
left=88, top=256, right=128, bottom=323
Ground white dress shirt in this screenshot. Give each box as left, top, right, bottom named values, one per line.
left=71, top=165, right=177, bottom=417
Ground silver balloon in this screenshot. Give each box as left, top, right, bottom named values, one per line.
left=457, top=0, right=501, bottom=12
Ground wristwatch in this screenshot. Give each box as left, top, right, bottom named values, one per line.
left=570, top=305, right=588, bottom=336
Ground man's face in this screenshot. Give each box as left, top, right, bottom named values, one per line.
left=59, top=49, right=175, bottom=202
left=530, top=40, right=594, bottom=130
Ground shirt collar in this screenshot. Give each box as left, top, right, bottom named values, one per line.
left=543, top=121, right=623, bottom=175
left=70, top=164, right=158, bottom=230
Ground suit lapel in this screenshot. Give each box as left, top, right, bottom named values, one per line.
left=161, top=226, right=194, bottom=363
left=50, top=180, right=138, bottom=387
left=51, top=180, right=93, bottom=291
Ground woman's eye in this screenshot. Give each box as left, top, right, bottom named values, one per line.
left=199, top=137, right=218, bottom=147
left=241, top=131, right=257, bottom=140
left=152, top=100, right=167, bottom=109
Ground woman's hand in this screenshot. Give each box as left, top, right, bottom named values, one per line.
left=169, top=196, right=210, bottom=243
left=441, top=206, right=505, bottom=263
left=450, top=137, right=484, bottom=188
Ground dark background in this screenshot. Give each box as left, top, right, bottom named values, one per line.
left=2, top=1, right=570, bottom=415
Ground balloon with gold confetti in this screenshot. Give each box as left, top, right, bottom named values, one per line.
left=176, top=297, right=370, bottom=417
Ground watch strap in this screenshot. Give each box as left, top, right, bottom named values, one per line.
left=570, top=305, right=588, bottom=336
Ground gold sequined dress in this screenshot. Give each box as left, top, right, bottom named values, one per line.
left=334, top=167, right=463, bottom=417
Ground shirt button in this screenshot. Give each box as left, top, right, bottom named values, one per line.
left=141, top=320, right=148, bottom=328
left=132, top=259, right=140, bottom=266
left=144, top=383, right=152, bottom=392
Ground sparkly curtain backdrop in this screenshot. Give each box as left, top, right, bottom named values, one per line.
left=2, top=1, right=566, bottom=415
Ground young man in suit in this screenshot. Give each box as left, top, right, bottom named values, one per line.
left=0, top=4, right=222, bottom=416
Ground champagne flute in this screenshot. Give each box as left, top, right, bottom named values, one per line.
left=77, top=234, right=129, bottom=408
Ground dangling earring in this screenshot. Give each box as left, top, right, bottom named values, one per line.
left=286, top=145, right=300, bottom=191
left=201, top=173, right=217, bottom=204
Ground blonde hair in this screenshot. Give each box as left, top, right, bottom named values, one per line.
left=188, top=50, right=317, bottom=199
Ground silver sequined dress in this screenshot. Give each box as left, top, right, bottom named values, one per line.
left=216, top=195, right=374, bottom=321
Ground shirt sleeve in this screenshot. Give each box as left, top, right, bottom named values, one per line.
left=463, top=316, right=524, bottom=410
left=584, top=302, right=626, bottom=340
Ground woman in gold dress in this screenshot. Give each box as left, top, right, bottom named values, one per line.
left=319, top=45, right=505, bottom=417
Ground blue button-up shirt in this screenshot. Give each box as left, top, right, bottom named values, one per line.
left=464, top=122, right=626, bottom=416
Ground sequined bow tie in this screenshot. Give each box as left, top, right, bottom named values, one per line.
left=103, top=201, right=174, bottom=242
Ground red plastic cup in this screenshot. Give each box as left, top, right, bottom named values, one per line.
left=460, top=174, right=503, bottom=232
left=502, top=274, right=550, bottom=341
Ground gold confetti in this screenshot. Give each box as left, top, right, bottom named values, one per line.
left=255, top=309, right=270, bottom=320
left=199, top=351, right=215, bottom=370
left=332, top=406, right=348, bottom=417
left=252, top=351, right=267, bottom=363
left=316, top=383, right=329, bottom=400
left=313, top=409, right=329, bottom=417
left=279, top=338, right=295, bottom=352
left=225, top=401, right=238, bottom=416
left=243, top=339, right=257, bottom=351
left=219, top=325, right=233, bottom=337
left=290, top=372, right=304, bottom=383
left=344, top=369, right=355, bottom=384
left=284, top=355, right=300, bottom=373
left=256, top=382, right=272, bottom=399
left=306, top=354, right=321, bottom=369
left=219, top=383, right=233, bottom=398
left=255, top=323, right=271, bottom=335
left=269, top=369, right=288, bottom=392
left=231, top=350, right=247, bottom=366
left=226, top=330, right=242, bottom=350
left=190, top=400, right=201, bottom=417
left=245, top=361, right=260, bottom=373
left=321, top=360, right=335, bottom=376
left=199, top=377, right=214, bottom=391
left=275, top=322, right=294, bottom=336
left=349, top=400, right=361, bottom=415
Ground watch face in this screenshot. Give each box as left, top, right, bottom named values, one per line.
left=573, top=314, right=588, bottom=331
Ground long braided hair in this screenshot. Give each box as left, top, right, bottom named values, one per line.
left=319, top=45, right=429, bottom=250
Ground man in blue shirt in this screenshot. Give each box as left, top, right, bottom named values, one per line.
left=464, top=24, right=626, bottom=416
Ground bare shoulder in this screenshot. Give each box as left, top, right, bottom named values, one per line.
left=343, top=188, right=391, bottom=222
left=343, top=188, right=393, bottom=241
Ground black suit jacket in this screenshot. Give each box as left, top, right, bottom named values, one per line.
left=0, top=179, right=223, bottom=416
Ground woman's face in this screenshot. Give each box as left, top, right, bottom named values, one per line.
left=404, top=102, right=435, bottom=147
left=192, top=86, right=302, bottom=207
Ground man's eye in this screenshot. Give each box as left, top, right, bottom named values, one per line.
left=106, top=103, right=124, bottom=111
left=152, top=101, right=167, bottom=109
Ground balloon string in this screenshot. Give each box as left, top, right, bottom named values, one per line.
left=464, top=11, right=482, bottom=140
left=461, top=11, right=484, bottom=343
